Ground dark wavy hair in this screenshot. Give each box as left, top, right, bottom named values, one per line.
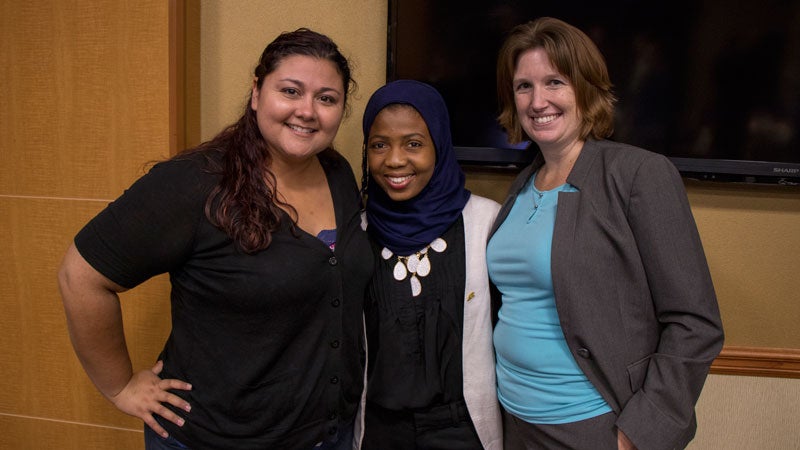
left=183, top=28, right=355, bottom=253
left=496, top=17, right=616, bottom=144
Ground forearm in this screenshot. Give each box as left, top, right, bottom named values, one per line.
left=58, top=244, right=133, bottom=400
left=66, top=293, right=133, bottom=398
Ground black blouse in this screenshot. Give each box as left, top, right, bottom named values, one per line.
left=365, top=217, right=466, bottom=410
left=75, top=149, right=374, bottom=449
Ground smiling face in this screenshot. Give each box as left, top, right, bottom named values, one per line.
left=513, top=47, right=583, bottom=152
left=251, top=55, right=345, bottom=163
left=367, top=104, right=436, bottom=202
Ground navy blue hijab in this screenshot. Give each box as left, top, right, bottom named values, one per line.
left=363, top=80, right=471, bottom=256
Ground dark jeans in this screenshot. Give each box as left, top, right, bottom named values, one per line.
left=313, top=417, right=355, bottom=450
left=144, top=425, right=188, bottom=450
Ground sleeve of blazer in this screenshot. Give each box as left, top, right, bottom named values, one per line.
left=615, top=154, right=724, bottom=450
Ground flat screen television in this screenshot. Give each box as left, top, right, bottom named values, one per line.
left=387, top=0, right=800, bottom=185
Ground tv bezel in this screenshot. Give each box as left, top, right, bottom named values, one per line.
left=385, top=1, right=800, bottom=186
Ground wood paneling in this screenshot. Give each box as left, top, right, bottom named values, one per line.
left=0, top=0, right=180, bottom=446
left=0, top=197, right=171, bottom=427
left=0, top=0, right=172, bottom=199
left=0, top=414, right=142, bottom=450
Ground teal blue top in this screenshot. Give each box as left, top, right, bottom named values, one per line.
left=487, top=172, right=611, bottom=424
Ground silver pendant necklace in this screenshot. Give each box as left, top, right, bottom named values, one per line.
left=381, top=237, right=447, bottom=297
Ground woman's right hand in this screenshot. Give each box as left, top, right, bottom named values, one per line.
left=110, top=360, right=192, bottom=438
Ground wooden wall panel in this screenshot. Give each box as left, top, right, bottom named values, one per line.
left=0, top=197, right=171, bottom=428
left=0, top=0, right=171, bottom=199
left=0, top=0, right=179, bottom=446
left=0, top=415, right=142, bottom=450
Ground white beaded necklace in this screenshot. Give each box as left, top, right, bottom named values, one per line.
left=381, top=237, right=447, bottom=297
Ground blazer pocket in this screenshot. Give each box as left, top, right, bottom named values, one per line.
left=626, top=355, right=651, bottom=393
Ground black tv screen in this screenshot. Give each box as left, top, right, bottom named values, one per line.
left=387, top=0, right=800, bottom=185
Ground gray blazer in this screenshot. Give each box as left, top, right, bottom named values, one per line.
left=489, top=139, right=724, bottom=450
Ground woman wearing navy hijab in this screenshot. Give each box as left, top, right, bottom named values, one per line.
left=357, top=80, right=503, bottom=449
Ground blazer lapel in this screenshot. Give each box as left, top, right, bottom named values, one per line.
left=551, top=140, right=599, bottom=332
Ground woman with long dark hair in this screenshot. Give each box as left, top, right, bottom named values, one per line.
left=58, top=28, right=373, bottom=450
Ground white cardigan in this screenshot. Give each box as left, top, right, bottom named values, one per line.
left=355, top=194, right=503, bottom=449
